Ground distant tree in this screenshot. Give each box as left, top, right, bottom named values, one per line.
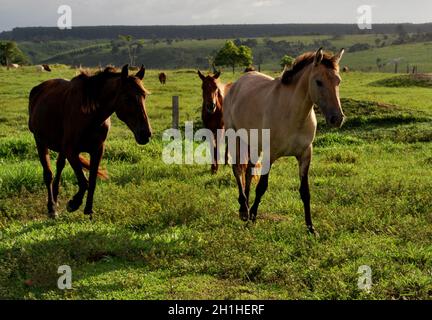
left=280, top=55, right=295, bottom=69
left=394, top=24, right=409, bottom=44
left=214, top=41, right=253, bottom=73
left=376, top=57, right=383, bottom=71
left=348, top=43, right=371, bottom=52
left=206, top=55, right=215, bottom=71
left=110, top=40, right=120, bottom=54
left=374, top=38, right=381, bottom=47
left=0, top=41, right=29, bottom=68
left=234, top=38, right=242, bottom=47
left=118, top=35, right=143, bottom=66
left=118, top=35, right=134, bottom=65
left=243, top=39, right=258, bottom=48
left=255, top=52, right=264, bottom=72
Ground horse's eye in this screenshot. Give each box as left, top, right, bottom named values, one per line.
left=316, top=80, right=323, bottom=87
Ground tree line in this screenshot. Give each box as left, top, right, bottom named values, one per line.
left=2, top=23, right=432, bottom=41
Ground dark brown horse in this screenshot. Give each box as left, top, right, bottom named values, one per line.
left=29, top=65, right=152, bottom=219
left=159, top=72, right=167, bottom=84
left=42, top=64, right=52, bottom=72
left=198, top=70, right=231, bottom=173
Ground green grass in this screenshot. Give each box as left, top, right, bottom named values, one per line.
left=0, top=66, right=431, bottom=300
left=17, top=35, right=432, bottom=73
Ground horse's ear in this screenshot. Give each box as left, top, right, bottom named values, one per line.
left=213, top=71, right=221, bottom=79
left=121, top=64, right=129, bottom=80
left=198, top=70, right=205, bottom=81
left=334, top=48, right=345, bottom=64
left=135, top=64, right=145, bottom=80
left=314, top=47, right=324, bottom=66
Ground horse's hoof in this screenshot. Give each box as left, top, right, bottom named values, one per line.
left=249, top=213, right=257, bottom=222
left=307, top=226, right=319, bottom=237
left=84, top=208, right=94, bottom=216
left=48, top=211, right=58, bottom=219
left=239, top=211, right=249, bottom=222
left=67, top=200, right=81, bottom=213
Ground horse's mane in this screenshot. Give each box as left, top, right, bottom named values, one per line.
left=71, top=67, right=148, bottom=114
left=281, top=51, right=339, bottom=85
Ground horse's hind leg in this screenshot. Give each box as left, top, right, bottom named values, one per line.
left=36, top=142, right=57, bottom=218
left=52, top=153, right=66, bottom=205
left=65, top=151, right=88, bottom=213
left=233, top=164, right=249, bottom=221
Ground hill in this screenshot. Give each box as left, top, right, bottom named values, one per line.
left=2, top=23, right=432, bottom=41
left=14, top=34, right=432, bottom=73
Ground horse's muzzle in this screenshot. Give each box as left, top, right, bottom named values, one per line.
left=135, top=129, right=152, bottom=145
left=205, top=103, right=217, bottom=114
left=327, top=114, right=345, bottom=128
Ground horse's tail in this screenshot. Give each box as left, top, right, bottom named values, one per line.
left=252, top=162, right=262, bottom=183
left=79, top=155, right=108, bottom=180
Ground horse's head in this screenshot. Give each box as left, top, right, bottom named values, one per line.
left=308, top=48, right=345, bottom=128
left=115, top=64, right=152, bottom=145
left=198, top=70, right=221, bottom=114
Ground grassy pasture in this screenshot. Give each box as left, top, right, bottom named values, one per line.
left=0, top=65, right=431, bottom=299
left=17, top=35, right=432, bottom=73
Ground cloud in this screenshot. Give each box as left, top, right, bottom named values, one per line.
left=0, top=0, right=431, bottom=32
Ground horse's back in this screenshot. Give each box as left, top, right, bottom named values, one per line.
left=29, top=79, right=70, bottom=148
left=224, top=71, right=276, bottom=130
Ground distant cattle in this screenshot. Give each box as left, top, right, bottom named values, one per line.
left=244, top=66, right=256, bottom=73
left=36, top=64, right=52, bottom=72
left=342, top=66, right=349, bottom=73
left=7, top=64, right=19, bottom=69
left=159, top=72, right=167, bottom=84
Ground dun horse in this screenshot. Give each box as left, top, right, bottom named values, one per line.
left=29, top=65, right=152, bottom=219
left=198, top=70, right=231, bottom=173
left=223, top=48, right=345, bottom=234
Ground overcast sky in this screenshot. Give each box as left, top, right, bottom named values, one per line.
left=1, top=0, right=431, bottom=32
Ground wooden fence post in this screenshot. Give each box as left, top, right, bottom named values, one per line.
left=172, top=96, right=179, bottom=129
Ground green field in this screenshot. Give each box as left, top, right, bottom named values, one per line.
left=16, top=34, right=432, bottom=73
left=0, top=65, right=431, bottom=299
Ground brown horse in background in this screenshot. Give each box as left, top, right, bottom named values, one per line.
left=159, top=72, right=167, bottom=84
left=224, top=48, right=345, bottom=234
left=198, top=70, right=231, bottom=174
left=29, top=65, right=152, bottom=219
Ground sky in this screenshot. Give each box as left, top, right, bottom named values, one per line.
left=1, top=0, right=431, bottom=32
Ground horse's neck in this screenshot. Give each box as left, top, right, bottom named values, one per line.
left=216, top=82, right=227, bottom=109
left=286, top=66, right=314, bottom=123
left=91, top=78, right=120, bottom=124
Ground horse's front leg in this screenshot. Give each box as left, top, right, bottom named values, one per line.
left=297, top=145, right=316, bottom=235
left=66, top=150, right=88, bottom=213
left=84, top=145, right=105, bottom=217
left=52, top=153, right=66, bottom=206
left=249, top=170, right=271, bottom=222
left=210, top=130, right=218, bottom=174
